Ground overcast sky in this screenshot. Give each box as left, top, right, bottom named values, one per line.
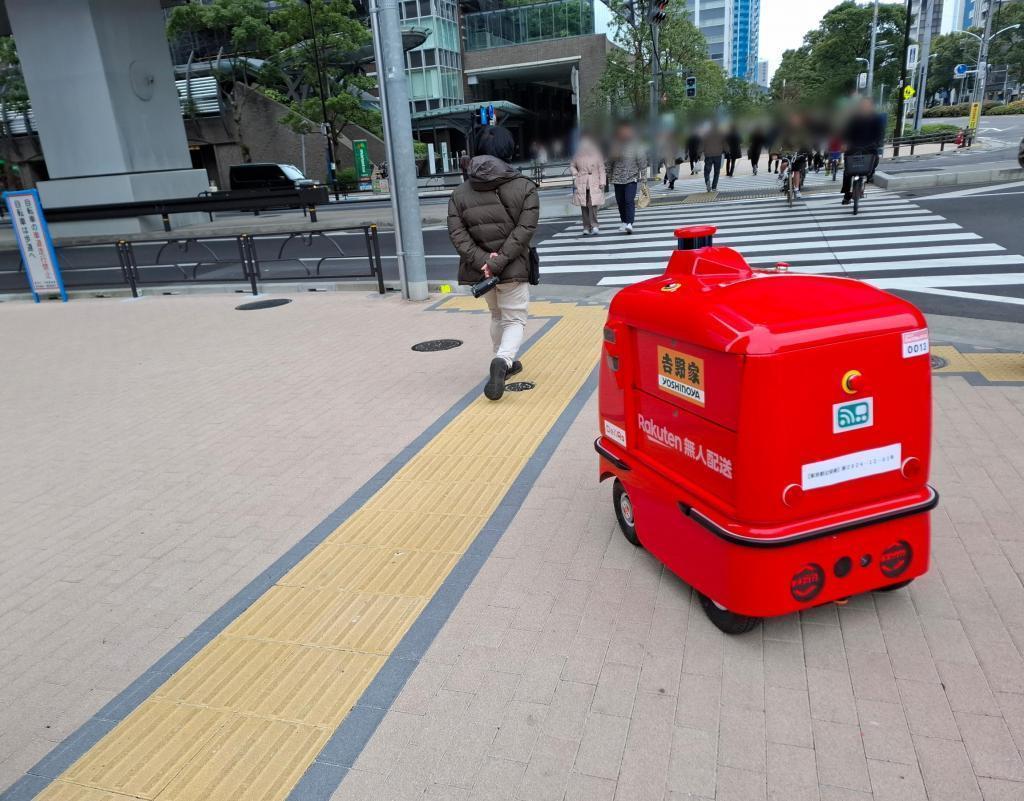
left=760, top=0, right=840, bottom=79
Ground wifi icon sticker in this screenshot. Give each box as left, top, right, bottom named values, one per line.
left=833, top=398, right=874, bottom=433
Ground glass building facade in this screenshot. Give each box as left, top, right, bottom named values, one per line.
left=400, top=0, right=465, bottom=112
left=462, top=0, right=596, bottom=51
left=730, top=0, right=759, bottom=81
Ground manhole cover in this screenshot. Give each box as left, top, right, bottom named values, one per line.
left=236, top=298, right=292, bottom=311
left=506, top=381, right=535, bottom=392
left=411, top=339, right=463, bottom=352
left=930, top=355, right=948, bottom=369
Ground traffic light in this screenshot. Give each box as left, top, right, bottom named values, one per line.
left=648, top=0, right=669, bottom=24
left=685, top=76, right=697, bottom=98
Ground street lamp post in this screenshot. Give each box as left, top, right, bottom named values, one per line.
left=867, top=0, right=880, bottom=96
left=302, top=0, right=337, bottom=189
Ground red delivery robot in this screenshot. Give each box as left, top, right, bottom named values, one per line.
left=596, top=225, right=937, bottom=633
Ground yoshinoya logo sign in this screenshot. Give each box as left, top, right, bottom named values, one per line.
left=833, top=397, right=874, bottom=433
left=656, top=346, right=705, bottom=407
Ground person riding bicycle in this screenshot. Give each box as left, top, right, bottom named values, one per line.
left=841, top=98, right=885, bottom=205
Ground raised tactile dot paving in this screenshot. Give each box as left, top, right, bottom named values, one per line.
left=411, top=339, right=463, bottom=352
left=236, top=298, right=293, bottom=311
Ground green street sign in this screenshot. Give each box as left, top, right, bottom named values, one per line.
left=353, top=140, right=372, bottom=179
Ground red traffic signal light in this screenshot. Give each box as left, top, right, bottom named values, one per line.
left=649, top=0, right=669, bottom=24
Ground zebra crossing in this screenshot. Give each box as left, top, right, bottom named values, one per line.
left=537, top=190, right=1024, bottom=309
left=651, top=165, right=840, bottom=196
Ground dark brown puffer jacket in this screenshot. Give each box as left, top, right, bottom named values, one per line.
left=447, top=156, right=539, bottom=285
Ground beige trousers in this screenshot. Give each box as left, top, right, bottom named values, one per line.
left=484, top=281, right=529, bottom=367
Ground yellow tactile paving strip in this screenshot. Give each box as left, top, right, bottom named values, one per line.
left=37, top=298, right=605, bottom=801
left=932, top=345, right=1024, bottom=384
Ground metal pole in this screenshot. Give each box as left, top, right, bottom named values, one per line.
left=894, top=0, right=913, bottom=151
left=371, top=0, right=428, bottom=301
left=867, top=0, right=880, bottom=97
left=369, top=5, right=407, bottom=295
left=975, top=1, right=999, bottom=108
left=912, top=0, right=936, bottom=132
left=649, top=23, right=660, bottom=174
left=304, top=0, right=337, bottom=186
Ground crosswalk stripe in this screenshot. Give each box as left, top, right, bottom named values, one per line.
left=541, top=233, right=982, bottom=262
left=581, top=255, right=1024, bottom=282
left=592, top=201, right=917, bottom=224
left=540, top=224, right=962, bottom=254
left=583, top=207, right=931, bottom=233
left=869, top=272, right=1024, bottom=289
left=552, top=214, right=939, bottom=243
left=891, top=287, right=1024, bottom=306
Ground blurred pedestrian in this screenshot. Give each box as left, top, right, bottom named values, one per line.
left=606, top=122, right=647, bottom=234
left=571, top=134, right=606, bottom=236
left=686, top=131, right=702, bottom=174
left=767, top=133, right=781, bottom=173
left=667, top=157, right=683, bottom=189
left=702, top=122, right=725, bottom=192
left=447, top=126, right=539, bottom=401
left=725, top=126, right=742, bottom=178
left=748, top=128, right=765, bottom=175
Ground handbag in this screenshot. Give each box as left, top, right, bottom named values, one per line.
left=636, top=180, right=651, bottom=209
left=495, top=185, right=541, bottom=286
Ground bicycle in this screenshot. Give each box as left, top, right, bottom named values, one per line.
left=778, top=152, right=807, bottom=207
left=828, top=152, right=841, bottom=181
left=844, top=149, right=876, bottom=216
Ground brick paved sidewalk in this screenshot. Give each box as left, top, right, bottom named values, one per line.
left=1, top=291, right=1023, bottom=801
left=328, top=374, right=1024, bottom=801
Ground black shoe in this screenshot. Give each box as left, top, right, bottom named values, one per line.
left=485, top=357, right=508, bottom=400
left=841, top=196, right=852, bottom=205
left=506, top=360, right=523, bottom=378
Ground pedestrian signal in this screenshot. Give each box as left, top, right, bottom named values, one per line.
left=648, top=0, right=669, bottom=24
left=685, top=76, right=697, bottom=98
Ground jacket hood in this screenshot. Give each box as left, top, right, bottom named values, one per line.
left=468, top=155, right=521, bottom=189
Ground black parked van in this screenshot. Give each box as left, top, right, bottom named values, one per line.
left=229, top=163, right=315, bottom=191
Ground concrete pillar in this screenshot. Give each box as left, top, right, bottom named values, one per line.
left=7, top=0, right=209, bottom=232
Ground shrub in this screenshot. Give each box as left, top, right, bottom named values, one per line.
left=917, top=123, right=960, bottom=137
left=923, top=101, right=1000, bottom=118
left=987, top=100, right=1024, bottom=115
left=336, top=167, right=359, bottom=191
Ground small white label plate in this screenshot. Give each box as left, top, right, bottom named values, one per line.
left=802, top=443, right=901, bottom=490
left=902, top=329, right=930, bottom=359
left=603, top=419, right=627, bottom=447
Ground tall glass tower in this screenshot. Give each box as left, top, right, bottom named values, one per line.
left=730, top=0, right=759, bottom=82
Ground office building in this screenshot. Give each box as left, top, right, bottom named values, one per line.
left=731, top=0, right=759, bottom=81
left=756, top=59, right=769, bottom=87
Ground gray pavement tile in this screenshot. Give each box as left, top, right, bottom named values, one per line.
left=563, top=771, right=615, bottom=801
left=573, top=712, right=629, bottom=780
left=716, top=766, right=767, bottom=801
left=591, top=662, right=640, bottom=718
left=937, top=661, right=1001, bottom=717
left=845, top=650, right=900, bottom=705
left=718, top=706, right=766, bottom=773
left=613, top=691, right=673, bottom=801
left=489, top=701, right=547, bottom=765
left=674, top=672, right=721, bottom=733
left=668, top=726, right=717, bottom=798
left=542, top=681, right=595, bottom=742
left=866, top=759, right=927, bottom=801
left=763, top=638, right=807, bottom=692
left=767, top=742, right=818, bottom=795
left=766, top=686, right=813, bottom=749
left=914, top=735, right=984, bottom=801
left=801, top=624, right=849, bottom=673
left=837, top=606, right=886, bottom=655
left=978, top=777, right=1024, bottom=801
left=515, top=735, right=578, bottom=801
left=811, top=720, right=871, bottom=794
left=468, top=756, right=526, bottom=801
left=955, top=712, right=1024, bottom=782
left=855, top=699, right=917, bottom=766
left=897, top=677, right=962, bottom=740
left=807, top=668, right=857, bottom=725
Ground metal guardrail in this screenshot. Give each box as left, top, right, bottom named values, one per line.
left=41, top=187, right=331, bottom=232
left=889, top=131, right=966, bottom=157
left=0, top=224, right=387, bottom=298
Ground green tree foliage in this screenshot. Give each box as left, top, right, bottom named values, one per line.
left=771, top=1, right=906, bottom=107
left=987, top=1, right=1024, bottom=93
left=927, top=31, right=979, bottom=98
left=167, top=0, right=380, bottom=172
left=593, top=0, right=725, bottom=122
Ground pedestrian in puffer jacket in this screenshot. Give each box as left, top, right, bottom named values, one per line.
left=447, top=126, right=539, bottom=401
